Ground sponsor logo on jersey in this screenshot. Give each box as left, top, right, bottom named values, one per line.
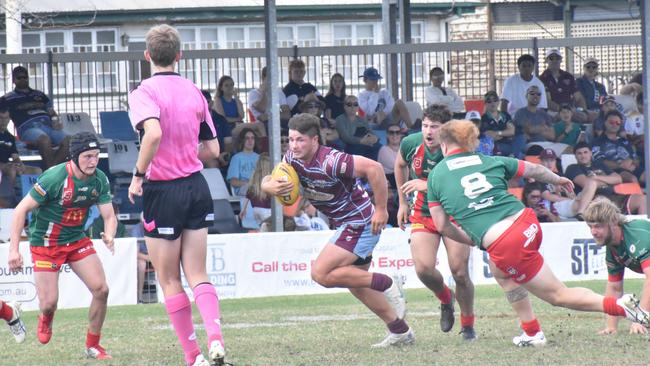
left=507, top=267, right=517, bottom=275
left=91, top=189, right=98, bottom=198
left=341, top=162, right=347, bottom=174
left=468, top=196, right=495, bottom=211
left=413, top=157, right=422, bottom=169
left=446, top=155, right=482, bottom=170
left=78, top=187, right=89, bottom=192
left=33, top=183, right=47, bottom=196
left=523, top=223, right=539, bottom=247
left=629, top=243, right=636, bottom=253
left=73, top=195, right=87, bottom=203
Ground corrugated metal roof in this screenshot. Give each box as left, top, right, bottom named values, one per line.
left=18, top=0, right=479, bottom=13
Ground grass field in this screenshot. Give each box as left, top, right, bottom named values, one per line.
left=0, top=280, right=648, bottom=366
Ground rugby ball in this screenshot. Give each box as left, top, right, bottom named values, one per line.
left=271, top=162, right=300, bottom=206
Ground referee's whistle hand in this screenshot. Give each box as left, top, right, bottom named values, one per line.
left=128, top=176, right=144, bottom=204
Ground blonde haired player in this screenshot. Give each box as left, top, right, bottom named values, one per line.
left=584, top=197, right=650, bottom=335
left=427, top=119, right=649, bottom=346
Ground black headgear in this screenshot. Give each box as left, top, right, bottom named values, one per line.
left=69, top=132, right=100, bottom=170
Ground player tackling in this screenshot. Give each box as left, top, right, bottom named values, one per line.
left=427, top=119, right=649, bottom=346
left=262, top=113, right=413, bottom=347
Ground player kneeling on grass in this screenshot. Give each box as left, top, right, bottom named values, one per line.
left=262, top=113, right=414, bottom=348
left=427, top=120, right=649, bottom=347
left=583, top=197, right=650, bottom=335
left=8, top=132, right=116, bottom=359
left=0, top=298, right=26, bottom=343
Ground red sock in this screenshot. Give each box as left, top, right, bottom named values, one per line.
left=86, top=330, right=101, bottom=348
left=460, top=314, right=475, bottom=328
left=521, top=318, right=541, bottom=336
left=434, top=286, right=452, bottom=304
left=0, top=302, right=13, bottom=322
left=603, top=297, right=626, bottom=317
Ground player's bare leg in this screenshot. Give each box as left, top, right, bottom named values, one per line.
left=445, top=237, right=475, bottom=339
left=34, top=271, right=60, bottom=344
left=180, top=228, right=225, bottom=366
left=147, top=237, right=204, bottom=366
left=490, top=261, right=545, bottom=346
left=311, top=244, right=376, bottom=288
left=410, top=233, right=455, bottom=332
left=71, top=254, right=111, bottom=359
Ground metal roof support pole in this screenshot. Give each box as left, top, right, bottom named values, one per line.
left=563, top=0, right=574, bottom=73
left=5, top=0, right=22, bottom=91
left=265, top=0, right=283, bottom=232
left=382, top=0, right=399, bottom=98
left=398, top=0, right=413, bottom=101
left=641, top=0, right=650, bottom=216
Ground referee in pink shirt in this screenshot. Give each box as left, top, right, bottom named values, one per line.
left=128, top=24, right=224, bottom=366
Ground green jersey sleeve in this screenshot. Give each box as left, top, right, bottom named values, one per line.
left=28, top=167, right=62, bottom=205
left=427, top=166, right=440, bottom=205
left=491, top=155, right=523, bottom=180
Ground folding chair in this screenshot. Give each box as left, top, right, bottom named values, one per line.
left=61, top=112, right=112, bottom=144
left=99, top=111, right=138, bottom=142
left=208, top=199, right=244, bottom=234
left=200, top=168, right=231, bottom=200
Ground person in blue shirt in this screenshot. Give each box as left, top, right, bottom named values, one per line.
left=227, top=127, right=260, bottom=196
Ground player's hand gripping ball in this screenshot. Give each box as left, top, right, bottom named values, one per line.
left=271, top=162, right=300, bottom=206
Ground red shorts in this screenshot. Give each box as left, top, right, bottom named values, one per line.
left=409, top=215, right=439, bottom=235
left=30, top=237, right=96, bottom=272
left=485, top=208, right=544, bottom=284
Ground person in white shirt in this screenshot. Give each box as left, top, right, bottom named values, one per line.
left=501, top=54, right=548, bottom=116
left=247, top=66, right=291, bottom=124
left=425, top=67, right=464, bottom=113
left=358, top=67, right=412, bottom=130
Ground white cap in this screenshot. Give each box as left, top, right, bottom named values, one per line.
left=545, top=49, right=561, bottom=58
left=465, top=110, right=481, bottom=121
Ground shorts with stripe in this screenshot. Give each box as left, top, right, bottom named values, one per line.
left=30, top=237, right=96, bottom=272
left=409, top=214, right=439, bottom=235
left=329, top=223, right=380, bottom=260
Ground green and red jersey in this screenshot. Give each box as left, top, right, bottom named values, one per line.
left=606, top=219, right=650, bottom=282
left=28, top=161, right=112, bottom=246
left=399, top=132, right=443, bottom=218
left=427, top=151, right=525, bottom=247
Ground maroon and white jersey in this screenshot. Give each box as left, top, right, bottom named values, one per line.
left=285, top=146, right=374, bottom=228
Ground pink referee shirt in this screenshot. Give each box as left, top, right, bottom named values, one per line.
left=128, top=72, right=216, bottom=181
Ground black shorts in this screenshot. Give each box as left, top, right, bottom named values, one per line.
left=142, top=172, right=213, bottom=240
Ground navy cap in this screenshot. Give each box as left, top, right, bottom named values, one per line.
left=360, top=67, right=382, bottom=80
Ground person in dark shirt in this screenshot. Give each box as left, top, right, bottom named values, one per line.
left=201, top=90, right=232, bottom=170
left=592, top=110, right=642, bottom=183
left=0, top=66, right=70, bottom=168
left=324, top=73, right=347, bottom=125
left=283, top=59, right=319, bottom=115
left=576, top=58, right=607, bottom=122
left=480, top=90, right=525, bottom=158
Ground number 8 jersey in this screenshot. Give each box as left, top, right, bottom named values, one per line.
left=427, top=151, right=526, bottom=247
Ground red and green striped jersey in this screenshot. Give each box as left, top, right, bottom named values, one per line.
left=606, top=219, right=650, bottom=281
left=399, top=132, right=443, bottom=218
left=28, top=161, right=112, bottom=246
left=427, top=152, right=525, bottom=247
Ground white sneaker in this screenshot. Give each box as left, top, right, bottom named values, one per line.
left=617, top=293, right=650, bottom=327
left=6, top=302, right=26, bottom=344
left=383, top=274, right=406, bottom=319
left=190, top=354, right=210, bottom=366
left=372, top=328, right=415, bottom=348
left=208, top=339, right=226, bottom=365
left=512, top=330, right=546, bottom=347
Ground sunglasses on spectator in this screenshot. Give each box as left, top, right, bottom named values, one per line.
left=387, top=130, right=402, bottom=135
left=345, top=102, right=359, bottom=107
left=585, top=65, right=598, bottom=69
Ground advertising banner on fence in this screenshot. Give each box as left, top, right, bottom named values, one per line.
left=0, top=238, right=137, bottom=311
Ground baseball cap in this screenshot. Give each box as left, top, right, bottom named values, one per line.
left=600, top=95, right=617, bottom=105
left=539, top=148, right=557, bottom=160
left=583, top=57, right=599, bottom=67
left=465, top=110, right=481, bottom=121
left=545, top=49, right=561, bottom=58
left=360, top=67, right=382, bottom=80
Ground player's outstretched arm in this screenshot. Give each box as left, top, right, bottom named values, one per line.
left=522, top=161, right=574, bottom=192
left=599, top=279, right=623, bottom=335
left=198, top=137, right=220, bottom=162
left=8, top=195, right=40, bottom=271
left=97, top=202, right=117, bottom=254
left=429, top=205, right=472, bottom=246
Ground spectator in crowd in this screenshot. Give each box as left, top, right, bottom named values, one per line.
left=283, top=59, right=319, bottom=115
left=466, top=110, right=494, bottom=155
left=513, top=86, right=559, bottom=153
left=537, top=148, right=597, bottom=221
left=565, top=142, right=646, bottom=214
left=324, top=73, right=347, bottom=125
left=522, top=181, right=561, bottom=222
left=481, top=90, right=524, bottom=158
left=0, top=66, right=70, bottom=168
left=576, top=57, right=607, bottom=122
left=425, top=67, right=464, bottom=115
left=335, top=95, right=380, bottom=160
left=501, top=54, right=548, bottom=116
left=248, top=66, right=291, bottom=126
left=242, top=153, right=272, bottom=226
left=539, top=49, right=588, bottom=120
left=624, top=92, right=644, bottom=153
left=201, top=90, right=232, bottom=170
left=618, top=82, right=642, bottom=117
left=0, top=110, right=41, bottom=207
left=213, top=76, right=244, bottom=124
left=593, top=95, right=623, bottom=137
left=227, top=127, right=260, bottom=196
left=554, top=104, right=583, bottom=147
left=301, top=93, right=343, bottom=150
left=358, top=67, right=413, bottom=130
left=592, top=110, right=642, bottom=184
left=280, top=129, right=290, bottom=155
left=378, top=124, right=403, bottom=189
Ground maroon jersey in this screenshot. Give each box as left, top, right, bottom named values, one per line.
left=285, top=146, right=374, bottom=228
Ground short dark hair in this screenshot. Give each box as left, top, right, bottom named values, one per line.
left=517, top=54, right=536, bottom=66
left=429, top=67, right=444, bottom=79
left=288, top=113, right=322, bottom=144
left=559, top=103, right=573, bottom=112
left=423, top=104, right=452, bottom=124
left=604, top=110, right=624, bottom=121
left=12, top=66, right=28, bottom=78
left=574, top=141, right=591, bottom=153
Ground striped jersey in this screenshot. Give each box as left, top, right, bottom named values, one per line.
left=28, top=161, right=112, bottom=246
left=285, top=146, right=373, bottom=228
left=399, top=132, right=443, bottom=218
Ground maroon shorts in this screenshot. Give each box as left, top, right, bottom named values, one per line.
left=30, top=237, right=96, bottom=272
left=485, top=208, right=544, bottom=284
